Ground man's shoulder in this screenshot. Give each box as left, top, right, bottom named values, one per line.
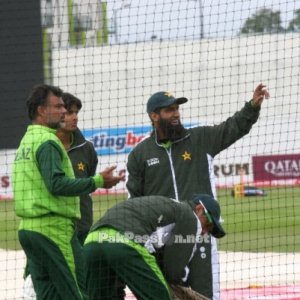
left=73, top=128, right=87, bottom=144
left=85, top=139, right=96, bottom=149
left=131, top=135, right=153, bottom=151
left=134, top=195, right=173, bottom=203
left=27, top=125, right=58, bottom=141
left=186, top=124, right=213, bottom=136
left=188, top=124, right=211, bottom=131
left=73, top=132, right=97, bottom=158
left=73, top=129, right=96, bottom=149
left=82, top=140, right=97, bottom=159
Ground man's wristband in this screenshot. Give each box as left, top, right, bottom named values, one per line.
left=93, top=174, right=104, bottom=188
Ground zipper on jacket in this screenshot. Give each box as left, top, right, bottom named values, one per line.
left=154, top=128, right=191, bottom=202
left=165, top=147, right=179, bottom=202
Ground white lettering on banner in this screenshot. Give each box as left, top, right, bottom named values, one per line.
left=264, top=160, right=300, bottom=177
left=214, top=163, right=249, bottom=177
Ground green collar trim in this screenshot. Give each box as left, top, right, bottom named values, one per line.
left=161, top=140, right=172, bottom=149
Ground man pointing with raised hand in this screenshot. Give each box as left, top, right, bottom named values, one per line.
left=126, top=83, right=270, bottom=299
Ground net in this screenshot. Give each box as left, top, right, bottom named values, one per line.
left=0, top=0, right=299, bottom=299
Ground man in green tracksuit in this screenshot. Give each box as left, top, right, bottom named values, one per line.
left=13, top=84, right=124, bottom=300
left=57, top=92, right=99, bottom=245
left=83, top=194, right=225, bottom=300
left=126, top=83, right=270, bottom=299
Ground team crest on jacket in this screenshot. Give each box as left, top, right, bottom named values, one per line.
left=77, top=161, right=85, bottom=171
left=147, top=158, right=159, bottom=166
left=181, top=151, right=191, bottom=161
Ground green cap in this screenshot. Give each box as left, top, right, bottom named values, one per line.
left=147, top=91, right=188, bottom=113
left=192, top=194, right=226, bottom=238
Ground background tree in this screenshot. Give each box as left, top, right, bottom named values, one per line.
left=287, top=9, right=300, bottom=32
left=240, top=8, right=284, bottom=34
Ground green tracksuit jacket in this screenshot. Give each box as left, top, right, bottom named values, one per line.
left=68, top=129, right=98, bottom=240
left=13, top=124, right=102, bottom=235
left=13, top=125, right=103, bottom=300
left=126, top=100, right=260, bottom=298
left=126, top=101, right=260, bottom=200
left=90, top=195, right=201, bottom=283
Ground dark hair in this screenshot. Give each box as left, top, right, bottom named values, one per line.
left=26, top=84, right=63, bottom=120
left=62, top=92, right=82, bottom=111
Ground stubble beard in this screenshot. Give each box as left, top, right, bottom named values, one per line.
left=48, top=120, right=65, bottom=130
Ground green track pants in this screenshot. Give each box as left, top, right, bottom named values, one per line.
left=19, top=229, right=87, bottom=300
left=84, top=227, right=172, bottom=300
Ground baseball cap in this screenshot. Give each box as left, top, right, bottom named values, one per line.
left=192, top=194, right=226, bottom=238
left=147, top=91, right=188, bottom=114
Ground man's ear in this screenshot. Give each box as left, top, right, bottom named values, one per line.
left=149, top=112, right=159, bottom=123
left=37, top=105, right=45, bottom=118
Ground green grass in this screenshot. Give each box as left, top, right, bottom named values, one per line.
left=217, top=187, right=300, bottom=252
left=0, top=194, right=126, bottom=250
left=0, top=200, right=21, bottom=250
left=1, top=187, right=300, bottom=252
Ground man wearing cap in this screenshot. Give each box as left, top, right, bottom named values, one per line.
left=126, top=83, right=270, bottom=299
left=83, top=194, right=225, bottom=300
